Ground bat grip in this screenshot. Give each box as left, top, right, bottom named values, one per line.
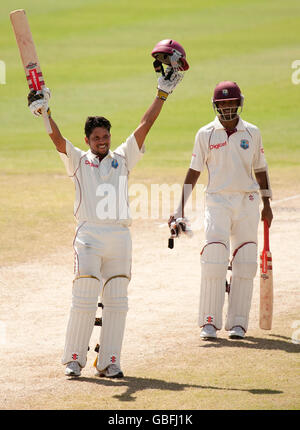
left=42, top=110, right=52, bottom=134
left=263, top=219, right=270, bottom=251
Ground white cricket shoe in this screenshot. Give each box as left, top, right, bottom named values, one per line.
left=95, top=364, right=124, bottom=378
left=65, top=361, right=81, bottom=377
left=229, top=326, right=245, bottom=339
left=200, top=324, right=217, bottom=340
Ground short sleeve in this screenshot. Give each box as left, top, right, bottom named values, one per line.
left=253, top=129, right=268, bottom=172
left=59, top=139, right=85, bottom=176
left=189, top=130, right=209, bottom=172
left=114, top=134, right=145, bottom=171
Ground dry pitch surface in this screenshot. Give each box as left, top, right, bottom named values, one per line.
left=0, top=194, right=299, bottom=410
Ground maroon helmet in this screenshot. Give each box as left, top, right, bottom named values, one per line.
left=213, top=81, right=243, bottom=103
left=212, top=81, right=244, bottom=121
left=151, top=39, right=189, bottom=71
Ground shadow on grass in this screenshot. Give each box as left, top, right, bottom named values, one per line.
left=69, top=375, right=282, bottom=402
left=199, top=333, right=300, bottom=353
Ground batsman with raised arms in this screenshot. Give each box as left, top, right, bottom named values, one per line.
left=27, top=40, right=188, bottom=377
left=169, top=81, right=273, bottom=340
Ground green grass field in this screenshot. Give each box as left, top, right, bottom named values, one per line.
left=1, top=0, right=299, bottom=265
left=0, top=0, right=299, bottom=411
left=1, top=0, right=300, bottom=174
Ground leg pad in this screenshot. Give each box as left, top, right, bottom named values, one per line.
left=96, top=276, right=129, bottom=371
left=226, top=243, right=257, bottom=331
left=62, top=276, right=100, bottom=367
left=199, top=243, right=229, bottom=329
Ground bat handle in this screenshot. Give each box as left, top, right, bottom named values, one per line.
left=263, top=219, right=270, bottom=251
left=42, top=109, right=52, bottom=134
left=168, top=237, right=174, bottom=249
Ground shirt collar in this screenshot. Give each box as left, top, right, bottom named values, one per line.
left=87, top=149, right=114, bottom=160
left=213, top=116, right=246, bottom=131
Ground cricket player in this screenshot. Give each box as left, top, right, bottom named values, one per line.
left=28, top=66, right=183, bottom=377
left=169, top=81, right=273, bottom=340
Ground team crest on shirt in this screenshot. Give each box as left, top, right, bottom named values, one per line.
left=240, top=139, right=249, bottom=149
left=111, top=159, right=118, bottom=168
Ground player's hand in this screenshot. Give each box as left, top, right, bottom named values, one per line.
left=42, top=87, right=51, bottom=102
left=168, top=214, right=175, bottom=228
left=157, top=67, right=183, bottom=95
left=168, top=216, right=193, bottom=238
left=169, top=51, right=183, bottom=72
left=261, top=202, right=273, bottom=227
left=28, top=88, right=51, bottom=117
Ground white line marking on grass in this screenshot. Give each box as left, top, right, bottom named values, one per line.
left=272, top=194, right=300, bottom=205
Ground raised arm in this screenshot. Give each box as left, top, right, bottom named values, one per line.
left=133, top=67, right=184, bottom=149
left=27, top=89, right=66, bottom=154
left=133, top=97, right=165, bottom=149
left=48, top=115, right=66, bottom=154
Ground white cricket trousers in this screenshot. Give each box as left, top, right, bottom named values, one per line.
left=73, top=222, right=132, bottom=280
left=62, top=222, right=132, bottom=368
left=199, top=191, right=260, bottom=331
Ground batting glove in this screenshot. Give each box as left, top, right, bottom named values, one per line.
left=28, top=88, right=51, bottom=117
left=157, top=67, right=183, bottom=100
left=169, top=217, right=193, bottom=238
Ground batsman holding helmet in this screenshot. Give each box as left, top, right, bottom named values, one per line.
left=169, top=81, right=273, bottom=340
left=27, top=40, right=188, bottom=377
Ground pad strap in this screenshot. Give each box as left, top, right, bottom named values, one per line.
left=103, top=274, right=130, bottom=288
left=74, top=275, right=100, bottom=283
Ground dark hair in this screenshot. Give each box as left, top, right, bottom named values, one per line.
left=84, top=116, right=111, bottom=138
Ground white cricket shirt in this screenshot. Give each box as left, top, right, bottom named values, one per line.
left=190, top=116, right=267, bottom=194
left=59, top=134, right=144, bottom=226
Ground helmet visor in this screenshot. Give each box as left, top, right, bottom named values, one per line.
left=213, top=99, right=243, bottom=121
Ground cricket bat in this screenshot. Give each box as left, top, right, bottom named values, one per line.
left=10, top=9, right=52, bottom=134
left=259, top=219, right=273, bottom=330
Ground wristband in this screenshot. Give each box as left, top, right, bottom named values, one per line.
left=157, top=89, right=168, bottom=101
left=260, top=189, right=272, bottom=199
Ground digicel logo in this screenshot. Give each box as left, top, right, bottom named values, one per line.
left=210, top=141, right=227, bottom=150
left=85, top=160, right=99, bottom=168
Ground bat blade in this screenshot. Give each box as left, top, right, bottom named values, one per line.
left=259, top=221, right=273, bottom=330
left=10, top=9, right=52, bottom=133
